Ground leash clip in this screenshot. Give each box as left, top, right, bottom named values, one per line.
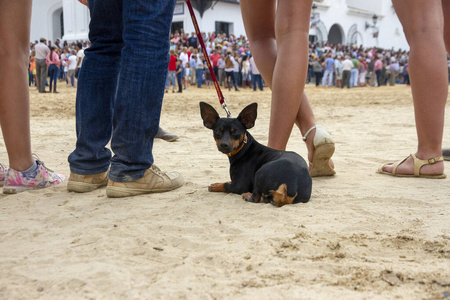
left=221, top=100, right=232, bottom=118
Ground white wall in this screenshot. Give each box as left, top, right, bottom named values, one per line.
left=313, top=0, right=408, bottom=49
left=61, top=0, right=90, bottom=42
left=346, top=0, right=382, bottom=14
left=30, top=0, right=409, bottom=50
left=30, top=0, right=62, bottom=42
left=173, top=1, right=245, bottom=37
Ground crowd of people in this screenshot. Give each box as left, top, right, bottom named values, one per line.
left=27, top=31, right=415, bottom=95
left=160, top=30, right=414, bottom=92
left=28, top=38, right=88, bottom=93
left=307, top=43, right=410, bottom=88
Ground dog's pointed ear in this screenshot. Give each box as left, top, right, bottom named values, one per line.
left=200, top=102, right=220, bottom=129
left=237, top=103, right=257, bottom=129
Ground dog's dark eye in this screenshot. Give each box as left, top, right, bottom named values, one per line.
left=232, top=130, right=241, bottom=137
left=214, top=127, right=224, bottom=137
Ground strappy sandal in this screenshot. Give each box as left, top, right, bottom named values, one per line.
left=303, top=125, right=336, bottom=177
left=377, top=153, right=446, bottom=179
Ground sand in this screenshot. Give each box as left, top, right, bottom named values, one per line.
left=0, top=83, right=449, bottom=300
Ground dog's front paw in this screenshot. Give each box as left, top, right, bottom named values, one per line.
left=242, top=192, right=255, bottom=202
left=208, top=182, right=227, bottom=192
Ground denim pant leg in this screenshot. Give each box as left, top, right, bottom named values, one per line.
left=49, top=65, right=58, bottom=87
left=28, top=70, right=33, bottom=86
left=109, top=0, right=176, bottom=182
left=257, top=75, right=263, bottom=90
left=68, top=0, right=124, bottom=175
left=48, top=66, right=54, bottom=86
left=165, top=71, right=170, bottom=89
left=53, top=66, right=58, bottom=86
left=197, top=69, right=203, bottom=87
left=171, top=71, right=176, bottom=89
left=252, top=73, right=257, bottom=91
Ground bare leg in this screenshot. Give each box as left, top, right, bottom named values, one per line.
left=0, top=0, right=34, bottom=171
left=383, top=0, right=446, bottom=175
left=443, top=0, right=450, bottom=52
left=241, top=0, right=333, bottom=167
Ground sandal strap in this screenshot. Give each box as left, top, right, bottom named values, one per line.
left=302, top=125, right=322, bottom=141
left=411, top=153, right=444, bottom=176
left=391, top=155, right=410, bottom=175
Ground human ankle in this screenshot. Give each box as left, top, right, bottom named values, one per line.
left=9, top=159, right=35, bottom=172
left=415, top=149, right=443, bottom=160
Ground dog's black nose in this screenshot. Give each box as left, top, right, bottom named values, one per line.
left=219, top=142, right=231, bottom=152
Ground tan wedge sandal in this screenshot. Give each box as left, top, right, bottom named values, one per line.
left=302, top=125, right=336, bottom=177
left=377, top=153, right=446, bottom=179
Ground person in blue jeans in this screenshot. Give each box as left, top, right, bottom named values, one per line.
left=46, top=46, right=60, bottom=93
left=196, top=54, right=206, bottom=88
left=68, top=0, right=184, bottom=197
left=175, top=60, right=183, bottom=93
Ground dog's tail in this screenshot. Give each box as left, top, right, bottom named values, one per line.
left=270, top=184, right=297, bottom=207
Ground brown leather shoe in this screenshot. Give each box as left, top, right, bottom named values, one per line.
left=67, top=171, right=108, bottom=193
left=106, top=165, right=184, bottom=198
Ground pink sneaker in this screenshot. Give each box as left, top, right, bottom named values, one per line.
left=0, top=162, right=7, bottom=187
left=3, top=158, right=65, bottom=194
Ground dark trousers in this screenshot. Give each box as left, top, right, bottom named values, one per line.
left=28, top=70, right=34, bottom=86
left=342, top=70, right=351, bottom=88
left=376, top=70, right=382, bottom=87
left=314, top=71, right=323, bottom=86
left=252, top=73, right=263, bottom=91
left=36, top=59, right=48, bottom=92
left=48, top=64, right=59, bottom=90
left=226, top=70, right=236, bottom=90
left=177, top=76, right=182, bottom=92
left=403, top=73, right=410, bottom=85
left=307, top=67, right=314, bottom=83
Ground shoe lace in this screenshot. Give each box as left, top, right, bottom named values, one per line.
left=0, top=161, right=7, bottom=173
left=150, top=164, right=163, bottom=176
left=32, top=153, right=54, bottom=173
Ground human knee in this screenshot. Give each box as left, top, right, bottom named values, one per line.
left=402, top=20, right=443, bottom=45
left=0, top=46, right=29, bottom=69
left=275, top=16, right=309, bottom=41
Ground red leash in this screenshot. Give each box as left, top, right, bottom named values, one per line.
left=185, top=0, right=231, bottom=117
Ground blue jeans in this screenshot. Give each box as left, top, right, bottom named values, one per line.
left=252, top=73, right=263, bottom=91
left=68, top=0, right=176, bottom=182
left=196, top=69, right=204, bottom=87
left=350, top=68, right=358, bottom=87
left=376, top=70, right=382, bottom=86
left=28, top=70, right=34, bottom=86
left=48, top=64, right=58, bottom=87
left=59, top=65, right=64, bottom=79
left=165, top=71, right=176, bottom=89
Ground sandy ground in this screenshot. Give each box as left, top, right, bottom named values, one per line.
left=0, top=83, right=449, bottom=300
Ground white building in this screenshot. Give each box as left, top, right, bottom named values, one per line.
left=30, top=0, right=408, bottom=50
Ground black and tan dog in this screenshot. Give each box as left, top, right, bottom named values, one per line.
left=200, top=102, right=312, bottom=207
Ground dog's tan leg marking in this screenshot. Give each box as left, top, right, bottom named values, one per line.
left=208, top=182, right=230, bottom=192
left=270, top=184, right=297, bottom=207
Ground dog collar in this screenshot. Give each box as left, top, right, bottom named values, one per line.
left=226, top=133, right=248, bottom=157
